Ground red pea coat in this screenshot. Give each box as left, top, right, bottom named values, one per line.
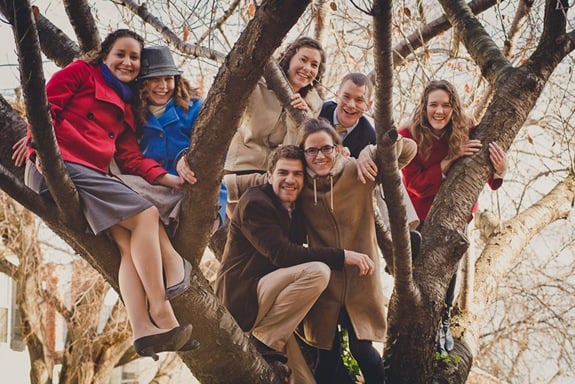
left=33, top=60, right=166, bottom=183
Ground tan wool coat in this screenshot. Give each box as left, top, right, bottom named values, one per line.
left=298, top=155, right=387, bottom=350
left=224, top=78, right=322, bottom=174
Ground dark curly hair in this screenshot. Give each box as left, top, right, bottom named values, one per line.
left=85, top=29, right=144, bottom=65
left=277, top=37, right=326, bottom=98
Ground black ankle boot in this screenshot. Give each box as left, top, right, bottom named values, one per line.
left=442, top=307, right=454, bottom=352
left=437, top=306, right=454, bottom=356
left=409, top=230, right=421, bottom=260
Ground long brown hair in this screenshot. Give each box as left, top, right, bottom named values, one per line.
left=277, top=37, right=326, bottom=98
left=134, top=76, right=201, bottom=125
left=409, top=80, right=472, bottom=160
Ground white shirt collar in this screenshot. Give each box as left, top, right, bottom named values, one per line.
left=333, top=107, right=359, bottom=135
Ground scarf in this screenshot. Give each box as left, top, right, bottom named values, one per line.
left=100, top=64, right=134, bottom=103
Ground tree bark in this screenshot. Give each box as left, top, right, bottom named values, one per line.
left=32, top=6, right=80, bottom=67
left=63, top=0, right=100, bottom=54
left=11, top=0, right=84, bottom=229
left=171, top=2, right=312, bottom=382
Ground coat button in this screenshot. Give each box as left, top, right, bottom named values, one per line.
left=159, top=132, right=164, bottom=138
left=108, top=132, right=115, bottom=139
left=87, top=112, right=94, bottom=120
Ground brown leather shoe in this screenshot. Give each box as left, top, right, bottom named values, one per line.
left=269, top=360, right=292, bottom=383
left=249, top=335, right=288, bottom=363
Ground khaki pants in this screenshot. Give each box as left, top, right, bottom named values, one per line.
left=252, top=262, right=330, bottom=384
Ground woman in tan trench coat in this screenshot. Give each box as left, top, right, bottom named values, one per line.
left=298, top=118, right=414, bottom=384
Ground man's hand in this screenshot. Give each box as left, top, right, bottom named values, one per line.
left=344, top=250, right=374, bottom=276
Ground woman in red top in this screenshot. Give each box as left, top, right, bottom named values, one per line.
left=398, top=79, right=507, bottom=355
left=25, top=30, right=197, bottom=360
left=398, top=80, right=506, bottom=222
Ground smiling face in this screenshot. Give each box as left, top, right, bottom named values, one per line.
left=426, top=89, right=453, bottom=134
left=336, top=79, right=372, bottom=128
left=144, top=76, right=176, bottom=106
left=303, top=130, right=336, bottom=177
left=268, top=158, right=304, bottom=208
left=103, top=37, right=142, bottom=83
left=287, top=46, right=321, bottom=92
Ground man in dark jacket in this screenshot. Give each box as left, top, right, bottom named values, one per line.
left=320, top=73, right=375, bottom=158
left=215, top=145, right=373, bottom=383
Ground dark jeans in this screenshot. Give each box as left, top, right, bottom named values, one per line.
left=314, top=310, right=382, bottom=384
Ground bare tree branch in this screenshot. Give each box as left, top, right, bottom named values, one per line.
left=32, top=6, right=80, bottom=67
left=120, top=0, right=226, bottom=63
left=0, top=251, right=18, bottom=279
left=463, top=173, right=575, bottom=358
left=63, top=0, right=100, bottom=53
left=11, top=0, right=84, bottom=229
left=439, top=0, right=508, bottom=83
left=472, top=0, right=534, bottom=121
left=197, top=0, right=242, bottom=45
left=393, top=0, right=499, bottom=68
left=312, top=0, right=331, bottom=45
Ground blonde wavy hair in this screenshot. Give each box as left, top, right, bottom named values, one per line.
left=134, top=76, right=201, bottom=126
left=409, top=80, right=473, bottom=160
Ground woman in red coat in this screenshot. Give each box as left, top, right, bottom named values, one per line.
left=398, top=79, right=507, bottom=355
left=25, top=30, right=197, bottom=360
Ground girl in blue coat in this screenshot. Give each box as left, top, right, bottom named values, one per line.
left=115, top=45, right=227, bottom=233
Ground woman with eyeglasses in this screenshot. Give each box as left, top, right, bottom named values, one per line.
left=297, top=117, right=390, bottom=384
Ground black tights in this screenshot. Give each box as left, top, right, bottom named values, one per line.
left=314, top=310, right=382, bottom=384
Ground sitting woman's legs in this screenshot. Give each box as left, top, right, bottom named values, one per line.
left=158, top=223, right=186, bottom=289
left=110, top=225, right=157, bottom=339
left=117, top=206, right=178, bottom=329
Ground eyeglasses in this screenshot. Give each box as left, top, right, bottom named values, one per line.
left=303, top=145, right=335, bottom=157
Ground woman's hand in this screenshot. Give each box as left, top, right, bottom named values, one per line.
left=441, top=139, right=482, bottom=175
left=489, top=142, right=507, bottom=178
left=458, top=139, right=482, bottom=158
left=155, top=173, right=185, bottom=189
left=12, top=136, right=28, bottom=167
left=357, top=146, right=377, bottom=184
left=176, top=156, right=198, bottom=185
left=337, top=145, right=351, bottom=158
left=290, top=93, right=310, bottom=112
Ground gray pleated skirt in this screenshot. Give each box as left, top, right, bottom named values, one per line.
left=25, top=161, right=153, bottom=235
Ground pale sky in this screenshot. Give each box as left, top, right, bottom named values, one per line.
left=0, top=1, right=115, bottom=98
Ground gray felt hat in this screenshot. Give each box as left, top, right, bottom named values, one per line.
left=138, top=46, right=183, bottom=80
